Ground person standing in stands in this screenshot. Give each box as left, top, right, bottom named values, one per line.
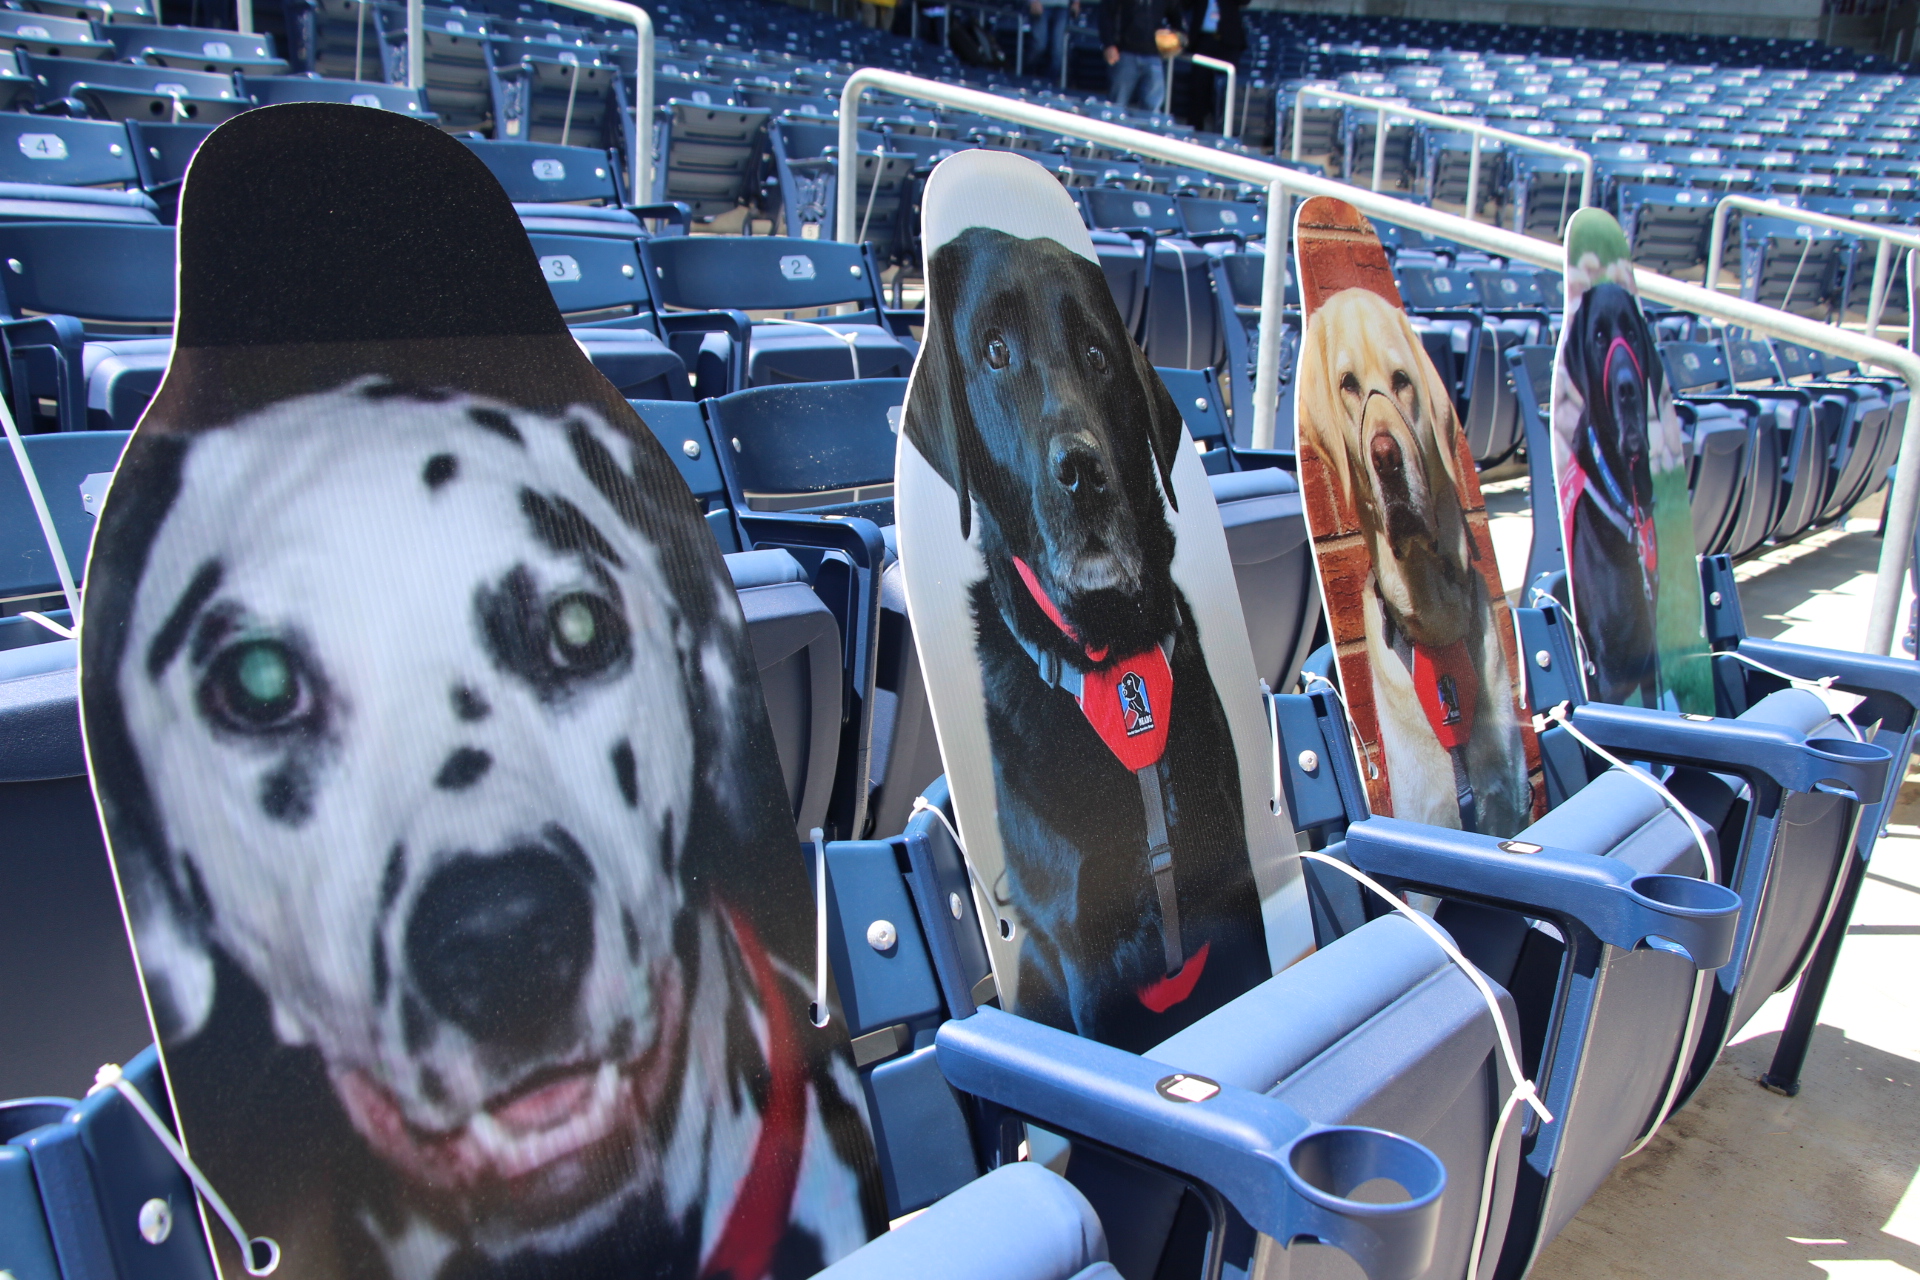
left=859, top=0, right=896, bottom=32
left=1027, top=0, right=1078, bottom=85
left=1183, top=0, right=1243, bottom=131
left=1100, top=0, right=1182, bottom=112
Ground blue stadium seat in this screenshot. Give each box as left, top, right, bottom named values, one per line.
left=525, top=231, right=694, bottom=398
left=642, top=234, right=914, bottom=387
left=650, top=97, right=771, bottom=221
left=18, top=53, right=247, bottom=126
left=1659, top=340, right=1763, bottom=556
left=0, top=117, right=160, bottom=225
left=241, top=71, right=435, bottom=119
left=0, top=222, right=173, bottom=432
left=103, top=24, right=289, bottom=76
left=0, top=9, right=110, bottom=61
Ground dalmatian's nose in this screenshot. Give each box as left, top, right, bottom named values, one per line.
left=404, top=847, right=594, bottom=1051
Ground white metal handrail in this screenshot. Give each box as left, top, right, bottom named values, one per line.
left=1290, top=84, right=1594, bottom=222
left=834, top=69, right=1920, bottom=655
left=1705, top=193, right=1920, bottom=341
left=406, top=0, right=653, bottom=200
left=1158, top=52, right=1237, bottom=139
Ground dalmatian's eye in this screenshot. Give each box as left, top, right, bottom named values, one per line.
left=1086, top=345, right=1108, bottom=373
left=985, top=335, right=1010, bottom=369
left=199, top=639, right=316, bottom=735
left=546, top=593, right=629, bottom=676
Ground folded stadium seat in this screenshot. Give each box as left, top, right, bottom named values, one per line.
left=525, top=231, right=701, bottom=399
left=489, top=38, right=625, bottom=150
left=1205, top=247, right=1302, bottom=449
left=1417, top=127, right=1502, bottom=221
left=1505, top=153, right=1586, bottom=240
left=378, top=4, right=502, bottom=133
left=17, top=53, right=246, bottom=125
left=1805, top=349, right=1906, bottom=526
left=1341, top=107, right=1418, bottom=192
left=121, top=120, right=209, bottom=220
left=103, top=23, right=289, bottom=75
left=0, top=222, right=173, bottom=432
left=241, top=71, right=436, bottom=119
left=458, top=136, right=683, bottom=241
left=1768, top=340, right=1892, bottom=533
left=1396, top=266, right=1525, bottom=466
left=0, top=116, right=160, bottom=225
left=766, top=117, right=915, bottom=267
left=1615, top=183, right=1717, bottom=277
left=650, top=97, right=771, bottom=222
left=1736, top=214, right=1850, bottom=320
left=1658, top=340, right=1759, bottom=557
left=642, top=234, right=914, bottom=389
left=1718, top=335, right=1807, bottom=558
left=0, top=9, right=110, bottom=60
left=1080, top=187, right=1219, bottom=371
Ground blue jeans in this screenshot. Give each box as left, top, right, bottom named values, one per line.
left=1026, top=5, right=1071, bottom=80
left=1109, top=50, right=1164, bottom=112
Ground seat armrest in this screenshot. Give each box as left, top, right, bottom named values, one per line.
left=1568, top=701, right=1892, bottom=803
left=1344, top=817, right=1740, bottom=968
left=1734, top=636, right=1920, bottom=719
left=936, top=1007, right=1445, bottom=1280
left=628, top=200, right=691, bottom=233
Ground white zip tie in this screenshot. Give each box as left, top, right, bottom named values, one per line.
left=88, top=1063, right=280, bottom=1276
left=1261, top=679, right=1283, bottom=816
left=1715, top=648, right=1864, bottom=741
left=1294, top=850, right=1549, bottom=1280
left=1533, top=701, right=1718, bottom=1156
left=0, top=392, right=81, bottom=622
left=21, top=609, right=73, bottom=639
left=909, top=793, right=1018, bottom=960
left=755, top=315, right=863, bottom=381
left=1301, top=668, right=1379, bottom=783
left=810, top=826, right=831, bottom=1028
left=855, top=141, right=886, bottom=247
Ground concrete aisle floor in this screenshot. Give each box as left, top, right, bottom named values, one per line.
left=1484, top=486, right=1920, bottom=1278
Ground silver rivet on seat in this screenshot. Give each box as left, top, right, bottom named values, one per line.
left=1297, top=749, right=1319, bottom=773
left=681, top=439, right=700, bottom=459
left=866, top=919, right=897, bottom=951
left=1535, top=649, right=1551, bottom=669
left=5, top=259, right=19, bottom=274
left=1709, top=591, right=1723, bottom=606
left=850, top=264, right=862, bottom=277
left=622, top=264, right=635, bottom=277
left=948, top=891, right=964, bottom=919
left=138, top=1198, right=172, bottom=1244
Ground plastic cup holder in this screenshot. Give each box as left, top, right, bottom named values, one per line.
left=1629, top=873, right=1739, bottom=916
left=1284, top=1125, right=1445, bottom=1216
left=1807, top=736, right=1890, bottom=765
left=0, top=1098, right=74, bottom=1142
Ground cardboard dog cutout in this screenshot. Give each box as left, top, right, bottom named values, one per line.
left=1292, top=197, right=1544, bottom=837
left=1551, top=208, right=1713, bottom=714
left=895, top=149, right=1311, bottom=1056
left=79, top=105, right=884, bottom=1280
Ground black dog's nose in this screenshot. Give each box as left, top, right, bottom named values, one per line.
left=405, top=848, right=594, bottom=1050
left=1051, top=439, right=1110, bottom=496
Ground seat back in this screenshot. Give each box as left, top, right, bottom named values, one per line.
left=653, top=99, right=770, bottom=218
left=124, top=120, right=213, bottom=197
left=105, top=23, right=284, bottom=71
left=243, top=73, right=432, bottom=115
left=644, top=233, right=884, bottom=313
left=0, top=222, right=174, bottom=325
left=524, top=230, right=651, bottom=319
left=705, top=377, right=905, bottom=520
left=1174, top=194, right=1264, bottom=239
left=0, top=115, right=139, bottom=189
left=0, top=429, right=126, bottom=600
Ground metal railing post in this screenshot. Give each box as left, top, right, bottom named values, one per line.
left=1182, top=52, right=1236, bottom=138
left=1464, top=134, right=1480, bottom=223
left=236, top=0, right=253, bottom=34
left=406, top=0, right=425, bottom=91
left=1371, top=104, right=1386, bottom=193
left=1866, top=238, right=1893, bottom=341
left=1252, top=178, right=1289, bottom=450
left=831, top=70, right=1920, bottom=652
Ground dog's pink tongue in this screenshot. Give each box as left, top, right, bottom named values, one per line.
left=491, top=1072, right=596, bottom=1135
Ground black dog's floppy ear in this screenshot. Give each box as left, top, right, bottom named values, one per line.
left=904, top=237, right=977, bottom=539
left=1131, top=341, right=1184, bottom=514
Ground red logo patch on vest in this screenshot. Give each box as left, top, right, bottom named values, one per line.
left=1080, top=651, right=1174, bottom=772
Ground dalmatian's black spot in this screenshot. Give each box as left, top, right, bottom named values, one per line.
left=373, top=933, right=390, bottom=1005
left=419, top=1066, right=447, bottom=1107
left=401, top=993, right=434, bottom=1057
left=659, top=812, right=677, bottom=879
left=379, top=844, right=407, bottom=914
left=434, top=747, right=492, bottom=792
left=362, top=381, right=456, bottom=406
left=260, top=758, right=314, bottom=825
left=147, top=559, right=223, bottom=679
left=476, top=566, right=633, bottom=703
left=423, top=454, right=458, bottom=489
left=450, top=684, right=489, bottom=722
left=609, top=1017, right=635, bottom=1061
left=467, top=406, right=524, bottom=445
left=612, top=738, right=638, bottom=808
left=621, top=906, right=640, bottom=965
left=520, top=488, right=625, bottom=569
